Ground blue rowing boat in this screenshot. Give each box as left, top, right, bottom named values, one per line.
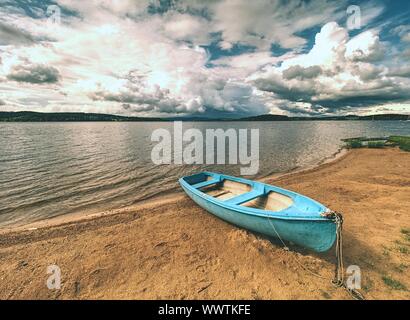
left=179, top=172, right=337, bottom=252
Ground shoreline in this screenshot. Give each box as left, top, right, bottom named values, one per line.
left=0, top=146, right=349, bottom=235
left=1, top=147, right=409, bottom=299
left=260, top=146, right=349, bottom=182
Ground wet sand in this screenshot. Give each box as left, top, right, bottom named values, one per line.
left=0, top=148, right=409, bottom=299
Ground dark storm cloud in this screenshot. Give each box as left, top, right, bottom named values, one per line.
left=254, top=71, right=410, bottom=114
left=388, top=66, right=410, bottom=78
left=317, top=92, right=410, bottom=109
left=7, top=64, right=60, bottom=84
left=254, top=75, right=410, bottom=114
left=253, top=76, right=317, bottom=102
left=90, top=90, right=162, bottom=106
left=0, top=22, right=34, bottom=45
left=89, top=86, right=184, bottom=113
left=282, top=65, right=322, bottom=80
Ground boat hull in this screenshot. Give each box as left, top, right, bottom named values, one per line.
left=180, top=177, right=336, bottom=253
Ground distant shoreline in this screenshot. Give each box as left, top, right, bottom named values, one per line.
left=1, top=111, right=409, bottom=122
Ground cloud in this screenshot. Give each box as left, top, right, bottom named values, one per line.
left=358, top=2, right=385, bottom=27
left=404, top=49, right=410, bottom=58
left=210, top=51, right=293, bottom=79
left=278, top=22, right=349, bottom=70
left=87, top=77, right=198, bottom=114
left=211, top=0, right=346, bottom=50
left=392, top=25, right=410, bottom=42
left=282, top=65, right=322, bottom=80
left=7, top=63, right=60, bottom=84
left=57, top=0, right=150, bottom=16
left=345, top=30, right=384, bottom=62
left=85, top=71, right=267, bottom=115
left=162, top=13, right=212, bottom=45
left=0, top=22, right=34, bottom=45
left=0, top=0, right=408, bottom=116
left=250, top=22, right=410, bottom=114
left=388, top=66, right=410, bottom=78
left=351, top=62, right=384, bottom=81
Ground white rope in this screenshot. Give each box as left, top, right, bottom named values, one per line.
left=268, top=211, right=365, bottom=300
left=322, top=211, right=364, bottom=300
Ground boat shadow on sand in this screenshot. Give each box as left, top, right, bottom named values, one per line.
left=221, top=218, right=384, bottom=277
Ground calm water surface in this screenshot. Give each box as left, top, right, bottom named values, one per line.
left=0, top=121, right=409, bottom=227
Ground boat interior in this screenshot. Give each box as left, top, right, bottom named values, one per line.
left=184, top=174, right=294, bottom=212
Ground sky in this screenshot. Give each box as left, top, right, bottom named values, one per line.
left=0, top=0, right=410, bottom=118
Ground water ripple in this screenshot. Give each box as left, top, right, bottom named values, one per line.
left=0, top=121, right=409, bottom=227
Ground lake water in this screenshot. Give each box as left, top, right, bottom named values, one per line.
left=0, top=121, right=409, bottom=227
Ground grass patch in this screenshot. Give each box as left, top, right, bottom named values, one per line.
left=362, top=277, right=374, bottom=293
left=388, top=136, right=410, bottom=152
left=382, top=276, right=407, bottom=291
left=394, top=239, right=409, bottom=247
left=368, top=141, right=385, bottom=148
left=395, top=264, right=408, bottom=273
left=346, top=139, right=363, bottom=149
left=320, top=290, right=331, bottom=299
left=382, top=245, right=391, bottom=257
left=401, top=229, right=410, bottom=242
left=398, top=246, right=409, bottom=254
left=342, top=136, right=410, bottom=151
left=401, top=228, right=410, bottom=236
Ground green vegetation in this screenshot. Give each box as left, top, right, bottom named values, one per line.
left=343, top=136, right=410, bottom=152
left=346, top=139, right=363, bottom=149
left=362, top=278, right=374, bottom=293
left=382, top=248, right=390, bottom=257
left=388, top=136, right=410, bottom=152
left=368, top=141, right=385, bottom=148
left=382, top=276, right=407, bottom=291
left=394, top=239, right=408, bottom=245
left=320, top=290, right=331, bottom=299
left=397, top=246, right=409, bottom=254
left=395, top=264, right=408, bottom=273
left=401, top=228, right=410, bottom=242
left=394, top=233, right=409, bottom=253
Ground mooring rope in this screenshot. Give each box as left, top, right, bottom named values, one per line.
left=323, top=211, right=344, bottom=286
left=322, top=211, right=365, bottom=300
left=269, top=210, right=365, bottom=300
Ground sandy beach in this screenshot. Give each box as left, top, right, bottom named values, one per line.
left=0, top=148, right=409, bottom=300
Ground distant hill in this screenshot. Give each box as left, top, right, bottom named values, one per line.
left=353, top=114, right=410, bottom=121
left=0, top=111, right=408, bottom=122
left=238, top=114, right=290, bottom=121
left=237, top=113, right=410, bottom=121
left=0, top=111, right=163, bottom=122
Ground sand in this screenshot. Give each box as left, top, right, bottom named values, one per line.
left=0, top=148, right=409, bottom=300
